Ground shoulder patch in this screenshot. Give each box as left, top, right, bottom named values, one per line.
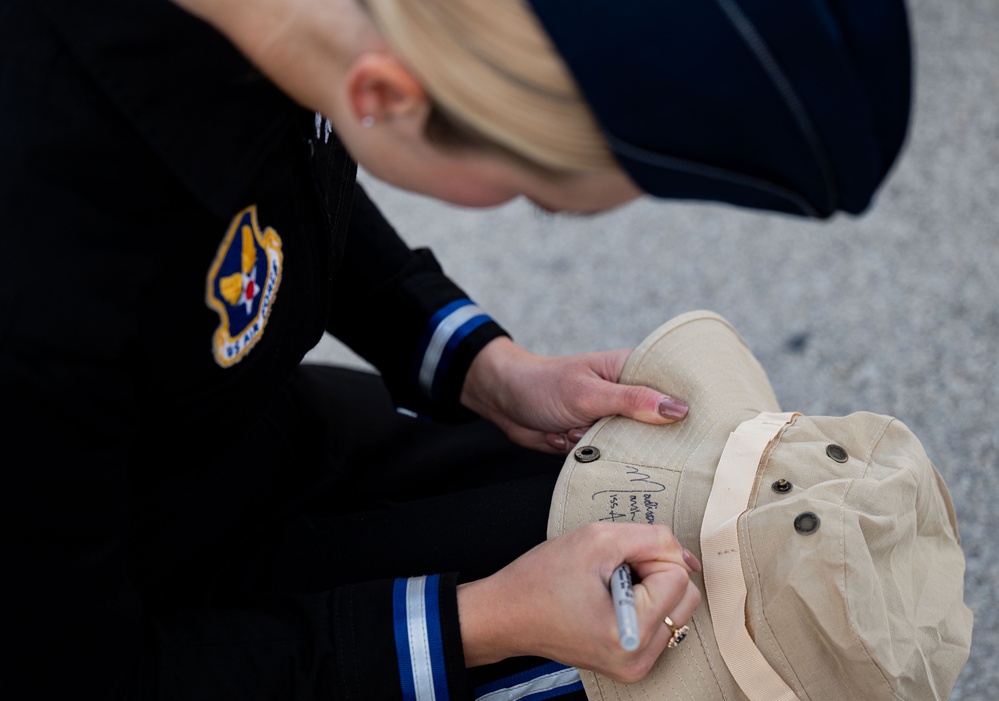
left=205, top=205, right=284, bottom=367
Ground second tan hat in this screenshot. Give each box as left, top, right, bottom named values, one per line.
left=547, top=310, right=972, bottom=701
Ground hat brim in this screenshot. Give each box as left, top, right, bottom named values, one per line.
left=547, top=310, right=781, bottom=700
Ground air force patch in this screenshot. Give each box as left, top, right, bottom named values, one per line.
left=205, top=205, right=283, bottom=367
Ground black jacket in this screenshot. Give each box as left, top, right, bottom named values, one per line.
left=0, top=0, right=506, bottom=697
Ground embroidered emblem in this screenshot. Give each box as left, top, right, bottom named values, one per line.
left=205, top=205, right=283, bottom=367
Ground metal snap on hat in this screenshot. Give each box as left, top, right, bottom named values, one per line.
left=526, top=0, right=912, bottom=218
left=547, top=310, right=973, bottom=700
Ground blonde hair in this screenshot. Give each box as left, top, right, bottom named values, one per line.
left=362, top=0, right=616, bottom=176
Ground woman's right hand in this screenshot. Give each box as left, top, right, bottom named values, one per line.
left=456, top=521, right=701, bottom=683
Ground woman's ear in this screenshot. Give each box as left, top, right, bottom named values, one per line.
left=345, top=52, right=429, bottom=128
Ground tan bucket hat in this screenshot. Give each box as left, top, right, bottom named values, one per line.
left=547, top=310, right=973, bottom=701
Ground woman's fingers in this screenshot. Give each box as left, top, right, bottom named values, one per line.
left=634, top=566, right=700, bottom=640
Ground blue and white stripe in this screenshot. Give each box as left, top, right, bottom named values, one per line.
left=393, top=575, right=450, bottom=701
left=416, top=299, right=491, bottom=400
left=474, top=661, right=584, bottom=701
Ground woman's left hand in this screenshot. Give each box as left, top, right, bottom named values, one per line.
left=460, top=337, right=687, bottom=454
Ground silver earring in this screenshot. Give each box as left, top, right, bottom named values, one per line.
left=361, top=116, right=376, bottom=128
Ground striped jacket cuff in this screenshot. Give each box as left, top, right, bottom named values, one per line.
left=393, top=574, right=455, bottom=701
left=473, top=661, right=584, bottom=701
left=414, top=299, right=493, bottom=403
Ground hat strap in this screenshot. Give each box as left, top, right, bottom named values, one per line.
left=701, top=412, right=802, bottom=701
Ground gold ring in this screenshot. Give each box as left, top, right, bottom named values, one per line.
left=663, top=616, right=689, bottom=649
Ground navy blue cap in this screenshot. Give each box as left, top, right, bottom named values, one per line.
left=526, top=0, right=912, bottom=218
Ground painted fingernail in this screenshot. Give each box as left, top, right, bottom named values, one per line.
left=657, top=396, right=688, bottom=421
left=567, top=428, right=586, bottom=443
left=682, top=547, right=702, bottom=572
left=550, top=434, right=567, bottom=451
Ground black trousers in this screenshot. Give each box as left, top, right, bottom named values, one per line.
left=259, top=364, right=564, bottom=584
left=237, top=364, right=587, bottom=699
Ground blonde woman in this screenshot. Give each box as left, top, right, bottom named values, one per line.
left=2, top=0, right=910, bottom=699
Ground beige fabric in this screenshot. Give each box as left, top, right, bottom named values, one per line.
left=547, top=310, right=973, bottom=701
left=701, top=412, right=800, bottom=701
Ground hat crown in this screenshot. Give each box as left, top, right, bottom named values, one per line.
left=743, top=413, right=972, bottom=700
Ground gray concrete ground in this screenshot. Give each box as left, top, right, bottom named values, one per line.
left=305, top=0, right=998, bottom=696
